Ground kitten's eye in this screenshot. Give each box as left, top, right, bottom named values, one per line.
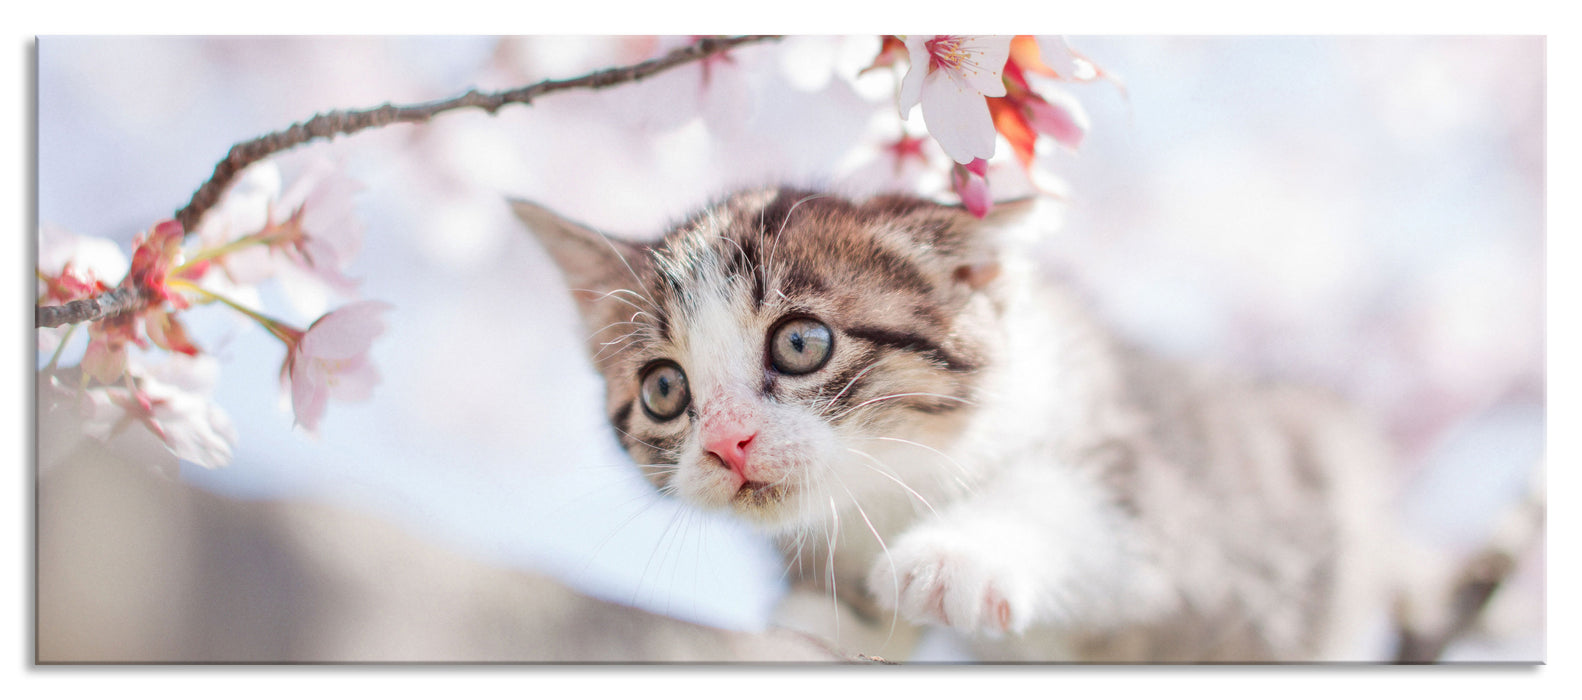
left=769, top=317, right=834, bottom=375
left=639, top=360, right=690, bottom=421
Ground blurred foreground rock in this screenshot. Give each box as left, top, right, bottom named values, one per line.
left=36, top=439, right=854, bottom=663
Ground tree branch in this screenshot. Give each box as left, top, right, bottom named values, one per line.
left=35, top=285, right=146, bottom=329
left=35, top=35, right=781, bottom=330
left=1393, top=480, right=1546, bottom=663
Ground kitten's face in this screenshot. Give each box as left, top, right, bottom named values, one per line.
left=518, top=189, right=1018, bottom=532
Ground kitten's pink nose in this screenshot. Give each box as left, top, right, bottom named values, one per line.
left=703, top=429, right=757, bottom=477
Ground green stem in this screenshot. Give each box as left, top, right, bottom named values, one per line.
left=167, top=278, right=301, bottom=345
left=44, top=323, right=78, bottom=372
left=174, top=227, right=281, bottom=274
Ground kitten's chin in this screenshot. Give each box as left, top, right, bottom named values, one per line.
left=726, top=480, right=808, bottom=531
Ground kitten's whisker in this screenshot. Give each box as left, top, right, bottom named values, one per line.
left=764, top=193, right=828, bottom=299
left=661, top=507, right=699, bottom=619
left=844, top=447, right=938, bottom=516
left=634, top=506, right=688, bottom=610
left=573, top=489, right=672, bottom=582
left=584, top=319, right=645, bottom=342
left=611, top=426, right=674, bottom=454
left=591, top=235, right=660, bottom=312
left=718, top=234, right=751, bottom=283
left=864, top=435, right=977, bottom=494
left=779, top=530, right=810, bottom=581
left=826, top=497, right=841, bottom=643
left=591, top=330, right=645, bottom=361
left=829, top=392, right=978, bottom=422
left=592, top=335, right=646, bottom=363
left=597, top=330, right=644, bottom=347
left=573, top=287, right=659, bottom=318
left=607, top=287, right=662, bottom=314
left=522, top=459, right=670, bottom=529
left=824, top=462, right=903, bottom=649
left=820, top=362, right=881, bottom=415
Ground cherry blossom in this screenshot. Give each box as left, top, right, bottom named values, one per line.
left=281, top=301, right=392, bottom=432
left=144, top=306, right=200, bottom=356
left=75, top=219, right=199, bottom=383
left=37, top=225, right=130, bottom=355
left=102, top=356, right=238, bottom=469
left=885, top=132, right=931, bottom=174
left=270, top=159, right=365, bottom=294
left=185, top=159, right=364, bottom=318
left=80, top=313, right=139, bottom=384
left=897, top=35, right=1013, bottom=164
left=1032, top=35, right=1114, bottom=85
left=38, top=224, right=129, bottom=300
left=43, top=354, right=238, bottom=471
left=859, top=35, right=909, bottom=77
left=194, top=161, right=283, bottom=286
left=127, top=220, right=188, bottom=307
left=985, top=36, right=1096, bottom=174
left=951, top=158, right=993, bottom=218
left=1023, top=92, right=1088, bottom=151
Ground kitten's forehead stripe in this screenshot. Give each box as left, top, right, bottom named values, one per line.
left=777, top=264, right=828, bottom=297
left=843, top=325, right=980, bottom=374
left=611, top=400, right=633, bottom=436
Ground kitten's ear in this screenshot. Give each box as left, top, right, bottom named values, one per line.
left=512, top=198, right=649, bottom=321
left=974, top=195, right=1038, bottom=229
left=946, top=196, right=1038, bottom=291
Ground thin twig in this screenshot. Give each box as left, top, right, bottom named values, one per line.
left=1392, top=481, right=1546, bottom=663
left=172, top=35, right=778, bottom=234
left=35, top=35, right=781, bottom=329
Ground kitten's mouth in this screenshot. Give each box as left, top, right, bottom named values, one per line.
left=732, top=479, right=790, bottom=508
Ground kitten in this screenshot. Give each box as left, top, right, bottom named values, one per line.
left=514, top=188, right=1397, bottom=662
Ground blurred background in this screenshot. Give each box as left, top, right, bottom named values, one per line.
left=34, top=36, right=1544, bottom=662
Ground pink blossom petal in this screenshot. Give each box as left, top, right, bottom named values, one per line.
left=290, top=358, right=329, bottom=431
left=921, top=75, right=999, bottom=163
left=952, top=160, right=993, bottom=218
left=196, top=162, right=281, bottom=248
left=81, top=337, right=126, bottom=385
left=286, top=300, right=390, bottom=431
left=281, top=158, right=366, bottom=265
left=1026, top=92, right=1090, bottom=150
left=300, top=301, right=391, bottom=360
left=289, top=236, right=359, bottom=294
left=326, top=356, right=380, bottom=403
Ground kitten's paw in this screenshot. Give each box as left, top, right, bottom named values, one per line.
left=866, top=529, right=1033, bottom=636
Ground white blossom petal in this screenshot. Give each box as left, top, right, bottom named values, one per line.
left=954, top=35, right=1012, bottom=97
left=38, top=224, right=129, bottom=283
left=197, top=162, right=280, bottom=248
left=897, top=35, right=932, bottom=116
left=128, top=356, right=238, bottom=469
left=1034, top=36, right=1083, bottom=79
left=920, top=74, right=999, bottom=163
